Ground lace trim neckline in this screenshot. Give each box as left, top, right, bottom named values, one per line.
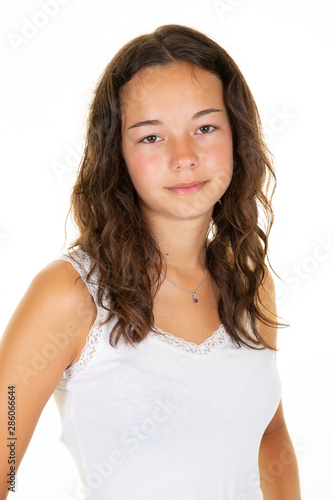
left=150, top=323, right=230, bottom=355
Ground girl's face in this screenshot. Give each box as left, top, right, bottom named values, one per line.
left=120, top=61, right=233, bottom=224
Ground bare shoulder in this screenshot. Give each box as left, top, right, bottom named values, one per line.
left=35, top=258, right=96, bottom=313
left=1, top=258, right=97, bottom=371
left=30, top=259, right=93, bottom=305
left=30, top=259, right=98, bottom=361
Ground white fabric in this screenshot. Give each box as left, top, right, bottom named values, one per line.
left=53, top=249, right=281, bottom=500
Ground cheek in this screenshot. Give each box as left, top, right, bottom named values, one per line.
left=126, top=158, right=157, bottom=196
left=128, top=149, right=162, bottom=179
left=209, top=146, right=234, bottom=180
left=205, top=156, right=233, bottom=201
left=219, top=161, right=234, bottom=193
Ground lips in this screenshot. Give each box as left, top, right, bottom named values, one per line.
left=167, top=181, right=207, bottom=196
left=170, top=181, right=203, bottom=188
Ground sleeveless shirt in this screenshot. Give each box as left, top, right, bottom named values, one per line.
left=53, top=249, right=281, bottom=500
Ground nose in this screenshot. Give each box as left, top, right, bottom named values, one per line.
left=169, top=137, right=198, bottom=171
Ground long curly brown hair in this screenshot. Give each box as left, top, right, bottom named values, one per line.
left=67, top=24, right=286, bottom=350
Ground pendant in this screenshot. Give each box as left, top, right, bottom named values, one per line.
left=191, top=293, right=199, bottom=304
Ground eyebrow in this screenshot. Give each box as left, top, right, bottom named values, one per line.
left=127, top=108, right=223, bottom=130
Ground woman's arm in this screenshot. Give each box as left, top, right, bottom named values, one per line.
left=259, top=402, right=302, bottom=499
left=257, top=269, right=302, bottom=499
left=0, top=260, right=96, bottom=499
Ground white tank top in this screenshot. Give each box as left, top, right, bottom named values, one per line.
left=53, top=249, right=281, bottom=500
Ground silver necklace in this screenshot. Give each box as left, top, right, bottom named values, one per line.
left=161, top=267, right=208, bottom=304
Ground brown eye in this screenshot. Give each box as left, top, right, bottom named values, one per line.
left=141, top=135, right=162, bottom=144
left=197, top=125, right=216, bottom=134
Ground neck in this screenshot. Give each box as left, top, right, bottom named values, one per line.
left=148, top=215, right=211, bottom=274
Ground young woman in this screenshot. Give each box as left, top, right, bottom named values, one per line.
left=0, top=24, right=301, bottom=499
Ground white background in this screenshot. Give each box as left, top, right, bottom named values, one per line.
left=0, top=0, right=332, bottom=498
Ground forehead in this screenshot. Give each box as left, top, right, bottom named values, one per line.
left=120, top=62, right=223, bottom=114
